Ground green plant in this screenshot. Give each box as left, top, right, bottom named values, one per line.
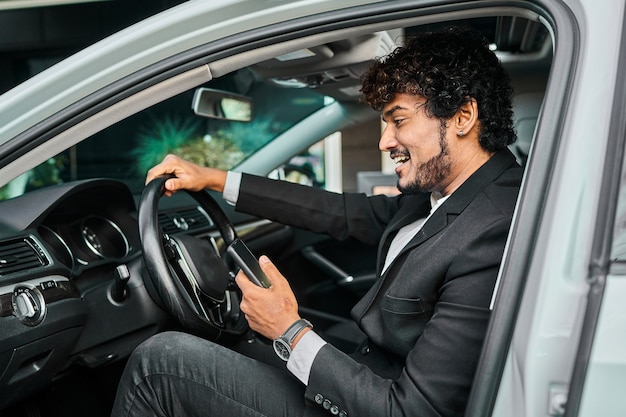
left=133, top=114, right=286, bottom=175
left=134, top=115, right=201, bottom=175
left=174, top=135, right=244, bottom=169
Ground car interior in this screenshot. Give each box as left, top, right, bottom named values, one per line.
left=0, top=5, right=554, bottom=416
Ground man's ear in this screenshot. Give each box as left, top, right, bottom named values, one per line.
left=454, top=98, right=478, bottom=137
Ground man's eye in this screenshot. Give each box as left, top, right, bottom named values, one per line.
left=394, top=119, right=404, bottom=126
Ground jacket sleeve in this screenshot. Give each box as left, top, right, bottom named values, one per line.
left=235, top=174, right=402, bottom=245
left=303, top=216, right=511, bottom=417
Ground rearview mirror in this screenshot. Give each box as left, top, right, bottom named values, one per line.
left=192, top=88, right=252, bottom=122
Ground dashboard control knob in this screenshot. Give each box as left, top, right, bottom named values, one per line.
left=15, top=292, right=36, bottom=317
left=11, top=285, right=46, bottom=326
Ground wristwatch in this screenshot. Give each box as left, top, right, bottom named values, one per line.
left=273, top=318, right=313, bottom=361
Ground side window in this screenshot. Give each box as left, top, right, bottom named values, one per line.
left=269, top=132, right=342, bottom=191
left=271, top=140, right=326, bottom=187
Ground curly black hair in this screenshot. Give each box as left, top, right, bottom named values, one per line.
left=361, top=26, right=516, bottom=151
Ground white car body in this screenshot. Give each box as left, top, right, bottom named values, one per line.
left=0, top=1, right=625, bottom=416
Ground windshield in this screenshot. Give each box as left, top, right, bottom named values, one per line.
left=0, top=68, right=328, bottom=200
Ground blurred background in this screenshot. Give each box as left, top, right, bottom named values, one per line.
left=0, top=0, right=186, bottom=95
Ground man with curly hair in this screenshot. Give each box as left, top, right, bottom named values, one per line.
left=112, top=27, right=522, bottom=417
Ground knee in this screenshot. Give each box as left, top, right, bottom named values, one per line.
left=113, top=332, right=193, bottom=415
left=126, top=331, right=190, bottom=375
left=135, top=331, right=188, bottom=356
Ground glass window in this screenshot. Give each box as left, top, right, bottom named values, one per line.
left=270, top=140, right=328, bottom=188
left=0, top=68, right=328, bottom=200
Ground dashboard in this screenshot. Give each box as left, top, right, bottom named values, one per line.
left=0, top=179, right=176, bottom=409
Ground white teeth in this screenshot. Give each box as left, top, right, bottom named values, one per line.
left=393, top=155, right=409, bottom=165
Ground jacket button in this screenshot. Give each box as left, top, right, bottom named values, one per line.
left=339, top=411, right=348, bottom=417
left=314, top=394, right=324, bottom=405
left=330, top=405, right=339, bottom=415
left=323, top=399, right=332, bottom=410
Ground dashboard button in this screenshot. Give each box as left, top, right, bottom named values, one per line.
left=11, top=285, right=46, bottom=326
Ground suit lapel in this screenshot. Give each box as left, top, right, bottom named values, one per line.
left=375, top=195, right=430, bottom=274
left=391, top=149, right=518, bottom=262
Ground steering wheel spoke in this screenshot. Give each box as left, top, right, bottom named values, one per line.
left=161, top=233, right=179, bottom=261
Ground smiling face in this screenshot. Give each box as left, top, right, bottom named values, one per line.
left=380, top=93, right=455, bottom=195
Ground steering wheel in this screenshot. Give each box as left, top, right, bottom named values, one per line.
left=138, top=175, right=248, bottom=342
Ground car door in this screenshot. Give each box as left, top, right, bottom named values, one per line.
left=466, top=1, right=626, bottom=416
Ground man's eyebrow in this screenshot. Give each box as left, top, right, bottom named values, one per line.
left=382, top=102, right=426, bottom=121
left=382, top=105, right=405, bottom=121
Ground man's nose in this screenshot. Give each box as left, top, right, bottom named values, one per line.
left=379, top=123, right=396, bottom=151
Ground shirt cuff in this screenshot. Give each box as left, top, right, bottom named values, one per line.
left=286, top=330, right=327, bottom=385
left=223, top=171, right=242, bottom=205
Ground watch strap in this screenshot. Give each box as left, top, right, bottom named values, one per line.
left=281, top=318, right=313, bottom=345
left=273, top=318, right=313, bottom=361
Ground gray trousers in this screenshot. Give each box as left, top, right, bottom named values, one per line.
left=110, top=331, right=307, bottom=417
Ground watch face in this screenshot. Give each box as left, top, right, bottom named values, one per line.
left=273, top=339, right=291, bottom=361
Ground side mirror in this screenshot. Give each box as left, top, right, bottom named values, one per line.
left=191, top=88, right=252, bottom=122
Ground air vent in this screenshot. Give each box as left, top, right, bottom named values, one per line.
left=0, top=237, right=49, bottom=276
left=158, top=206, right=213, bottom=234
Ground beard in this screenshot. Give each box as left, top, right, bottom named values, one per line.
left=397, top=130, right=452, bottom=195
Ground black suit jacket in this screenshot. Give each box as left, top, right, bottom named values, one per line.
left=235, top=149, right=522, bottom=417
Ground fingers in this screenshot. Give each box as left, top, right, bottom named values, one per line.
left=234, top=269, right=259, bottom=292
left=144, top=154, right=199, bottom=194
left=163, top=176, right=182, bottom=193
left=144, top=154, right=227, bottom=194
left=257, top=255, right=284, bottom=284
left=234, top=255, right=285, bottom=290
left=145, top=154, right=180, bottom=184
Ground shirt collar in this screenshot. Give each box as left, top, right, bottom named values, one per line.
left=429, top=191, right=449, bottom=215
